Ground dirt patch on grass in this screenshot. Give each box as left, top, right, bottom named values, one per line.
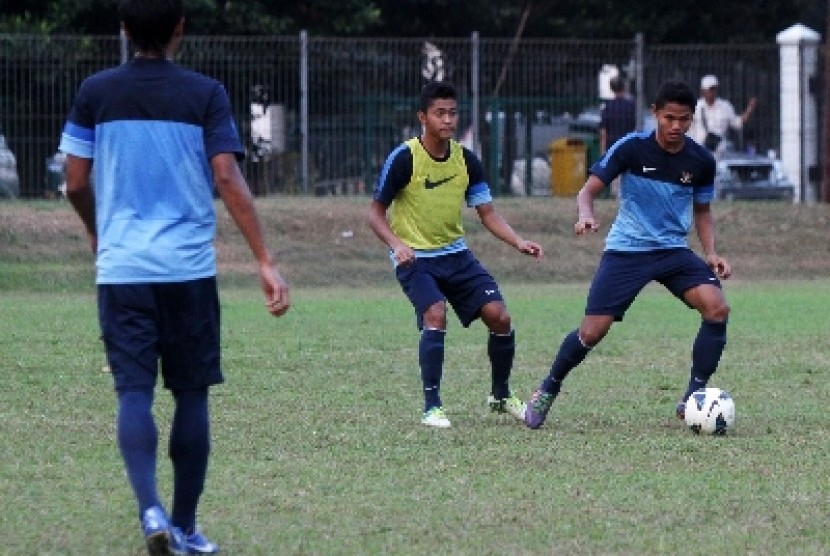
left=2, top=196, right=830, bottom=289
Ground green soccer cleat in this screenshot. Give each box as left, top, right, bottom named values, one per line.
left=421, top=406, right=451, bottom=428
left=488, top=394, right=527, bottom=421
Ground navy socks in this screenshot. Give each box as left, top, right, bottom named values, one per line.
left=541, top=329, right=591, bottom=396
left=117, top=389, right=160, bottom=515
left=535, top=320, right=726, bottom=407
left=419, top=328, right=445, bottom=411
left=117, top=386, right=211, bottom=532
left=488, top=330, right=515, bottom=400
left=682, top=319, right=727, bottom=401
left=420, top=328, right=515, bottom=411
left=170, top=388, right=210, bottom=533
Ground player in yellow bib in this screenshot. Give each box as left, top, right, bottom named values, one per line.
left=369, top=81, right=543, bottom=428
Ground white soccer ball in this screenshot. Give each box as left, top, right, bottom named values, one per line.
left=684, top=387, right=736, bottom=435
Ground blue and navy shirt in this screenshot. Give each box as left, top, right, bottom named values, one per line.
left=59, top=58, right=244, bottom=284
left=591, top=131, right=716, bottom=252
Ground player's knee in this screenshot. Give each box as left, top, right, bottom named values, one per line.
left=422, top=303, right=447, bottom=328
left=578, top=320, right=612, bottom=347
left=579, top=329, right=603, bottom=347
left=488, top=312, right=511, bottom=334
left=482, top=303, right=511, bottom=334
left=703, top=300, right=730, bottom=322
left=578, top=326, right=607, bottom=347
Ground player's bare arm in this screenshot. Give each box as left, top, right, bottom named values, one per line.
left=368, top=200, right=416, bottom=266
left=693, top=202, right=731, bottom=279
left=475, top=203, right=543, bottom=260
left=212, top=153, right=290, bottom=316
left=64, top=154, right=97, bottom=253
left=574, top=175, right=605, bottom=234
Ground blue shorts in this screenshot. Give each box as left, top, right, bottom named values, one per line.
left=97, top=278, right=223, bottom=392
left=586, top=248, right=721, bottom=321
left=395, top=250, right=504, bottom=329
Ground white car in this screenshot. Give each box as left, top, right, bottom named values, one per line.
left=714, top=151, right=794, bottom=201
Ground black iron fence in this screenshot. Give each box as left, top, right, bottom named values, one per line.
left=0, top=33, right=786, bottom=198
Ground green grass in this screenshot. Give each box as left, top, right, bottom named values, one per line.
left=1, top=282, right=829, bottom=554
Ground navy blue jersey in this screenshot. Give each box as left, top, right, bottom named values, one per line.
left=591, top=131, right=716, bottom=252
left=59, top=58, right=244, bottom=284
left=600, top=96, right=636, bottom=146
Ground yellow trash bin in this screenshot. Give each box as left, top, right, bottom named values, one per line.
left=549, top=137, right=587, bottom=196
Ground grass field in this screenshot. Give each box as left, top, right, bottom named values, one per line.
left=1, top=198, right=829, bottom=554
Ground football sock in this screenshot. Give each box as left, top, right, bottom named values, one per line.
left=683, top=319, right=727, bottom=401
left=541, top=329, right=591, bottom=395
left=420, top=328, right=446, bottom=411
left=116, top=388, right=161, bottom=515
left=170, top=388, right=210, bottom=533
left=488, top=330, right=515, bottom=400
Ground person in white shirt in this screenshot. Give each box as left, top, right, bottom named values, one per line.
left=689, top=74, right=757, bottom=156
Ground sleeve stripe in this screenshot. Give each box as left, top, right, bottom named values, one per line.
left=63, top=121, right=94, bottom=142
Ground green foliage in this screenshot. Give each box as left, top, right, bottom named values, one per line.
left=1, top=283, right=829, bottom=553
left=0, top=0, right=823, bottom=42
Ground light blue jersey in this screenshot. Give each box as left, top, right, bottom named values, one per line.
left=592, top=131, right=715, bottom=252
left=59, top=58, right=243, bottom=284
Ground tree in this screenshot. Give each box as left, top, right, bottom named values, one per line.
left=0, top=0, right=825, bottom=43
left=0, top=0, right=382, bottom=36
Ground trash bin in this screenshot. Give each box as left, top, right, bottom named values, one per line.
left=549, top=137, right=586, bottom=197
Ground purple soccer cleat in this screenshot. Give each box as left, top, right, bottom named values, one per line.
left=524, top=389, right=554, bottom=429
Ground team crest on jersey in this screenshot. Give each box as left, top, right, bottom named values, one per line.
left=680, top=171, right=693, bottom=184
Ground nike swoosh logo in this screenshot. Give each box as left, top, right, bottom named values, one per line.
left=424, top=175, right=456, bottom=189
left=643, top=166, right=657, bottom=172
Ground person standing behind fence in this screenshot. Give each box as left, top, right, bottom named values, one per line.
left=60, top=0, right=291, bottom=554
left=689, top=74, right=757, bottom=157
left=368, top=81, right=543, bottom=429
left=599, top=76, right=637, bottom=197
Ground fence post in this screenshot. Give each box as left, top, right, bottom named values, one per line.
left=300, top=30, right=309, bottom=195
left=471, top=32, right=480, bottom=157
left=634, top=33, right=644, bottom=131
left=777, top=24, right=821, bottom=203
left=120, top=29, right=129, bottom=64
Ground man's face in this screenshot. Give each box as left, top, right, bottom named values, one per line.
left=702, top=86, right=718, bottom=104
left=653, top=101, right=693, bottom=149
left=419, top=98, right=458, bottom=140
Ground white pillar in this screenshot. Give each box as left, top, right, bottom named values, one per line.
left=777, top=24, right=821, bottom=203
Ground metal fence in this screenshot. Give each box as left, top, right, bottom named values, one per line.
left=0, top=33, right=787, bottom=198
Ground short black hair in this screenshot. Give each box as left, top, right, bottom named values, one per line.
left=652, top=80, right=696, bottom=111
left=609, top=76, right=624, bottom=93
left=119, top=0, right=184, bottom=54
left=419, top=81, right=457, bottom=113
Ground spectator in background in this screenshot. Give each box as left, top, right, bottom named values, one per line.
left=689, top=74, right=757, bottom=157
left=599, top=76, right=636, bottom=197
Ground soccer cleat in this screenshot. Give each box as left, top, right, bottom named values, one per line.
left=676, top=401, right=687, bottom=420
left=141, top=506, right=186, bottom=556
left=421, top=406, right=451, bottom=428
left=175, top=526, right=219, bottom=555
left=487, top=394, right=527, bottom=422
left=524, top=389, right=554, bottom=429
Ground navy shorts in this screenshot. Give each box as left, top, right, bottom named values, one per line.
left=97, top=277, right=223, bottom=392
left=395, top=250, right=504, bottom=329
left=586, top=248, right=721, bottom=321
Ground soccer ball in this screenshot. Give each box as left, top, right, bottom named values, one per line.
left=684, top=387, right=736, bottom=435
